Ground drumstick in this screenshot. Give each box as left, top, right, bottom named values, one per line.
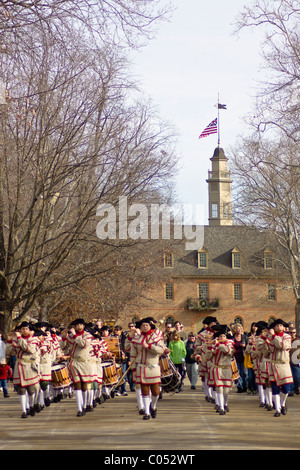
left=110, top=358, right=137, bottom=392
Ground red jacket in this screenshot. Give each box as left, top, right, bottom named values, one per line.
left=0, top=364, right=13, bottom=380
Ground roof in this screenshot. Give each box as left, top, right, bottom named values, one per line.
left=165, top=224, right=289, bottom=280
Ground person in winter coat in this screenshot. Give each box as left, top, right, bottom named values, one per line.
left=169, top=331, right=187, bottom=392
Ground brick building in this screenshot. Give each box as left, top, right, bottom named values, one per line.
left=121, top=146, right=295, bottom=333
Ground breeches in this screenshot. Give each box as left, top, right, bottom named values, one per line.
left=141, top=383, right=160, bottom=397
left=17, top=384, right=39, bottom=396
left=73, top=381, right=92, bottom=391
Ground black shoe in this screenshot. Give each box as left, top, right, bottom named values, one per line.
left=219, top=409, right=226, bottom=415
left=21, top=412, right=27, bottom=419
left=29, top=407, right=35, bottom=416
left=77, top=410, right=85, bottom=417
left=44, top=397, right=51, bottom=407
left=281, top=406, right=287, bottom=415
left=150, top=406, right=157, bottom=419
left=85, top=405, right=94, bottom=412
left=143, top=414, right=150, bottom=420
left=35, top=404, right=42, bottom=413
left=139, top=408, right=145, bottom=415
left=191, top=386, right=196, bottom=390
left=274, top=411, right=281, bottom=417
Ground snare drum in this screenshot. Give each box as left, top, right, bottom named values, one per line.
left=159, top=356, right=173, bottom=378
left=159, top=356, right=181, bottom=392
left=231, top=357, right=240, bottom=381
left=51, top=363, right=72, bottom=389
left=102, top=361, right=118, bottom=385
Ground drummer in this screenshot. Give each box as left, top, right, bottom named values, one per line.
left=127, top=317, right=169, bottom=420
left=60, top=318, right=96, bottom=417
left=11, top=321, right=41, bottom=418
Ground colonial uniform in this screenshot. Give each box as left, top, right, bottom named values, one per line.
left=127, top=317, right=167, bottom=420
left=194, top=328, right=215, bottom=402
left=265, top=319, right=293, bottom=416
left=129, top=329, right=165, bottom=386
left=60, top=318, right=96, bottom=416
left=207, top=324, right=235, bottom=415
left=12, top=321, right=41, bottom=418
left=250, top=321, right=273, bottom=410
left=36, top=330, right=53, bottom=409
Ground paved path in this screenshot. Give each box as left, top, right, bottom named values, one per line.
left=1, top=381, right=300, bottom=454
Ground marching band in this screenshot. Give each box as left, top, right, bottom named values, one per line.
left=2, top=315, right=296, bottom=420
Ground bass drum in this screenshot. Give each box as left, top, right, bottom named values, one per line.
left=159, top=356, right=181, bottom=393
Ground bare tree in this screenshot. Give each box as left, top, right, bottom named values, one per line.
left=0, top=16, right=178, bottom=337
left=235, top=0, right=300, bottom=141
left=231, top=135, right=300, bottom=331
left=0, top=0, right=173, bottom=51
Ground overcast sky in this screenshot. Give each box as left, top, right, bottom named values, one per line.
left=130, top=0, right=263, bottom=223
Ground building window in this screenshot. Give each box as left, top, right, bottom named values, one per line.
left=211, top=203, right=218, bottom=218
left=232, top=247, right=241, bottom=268
left=165, top=283, right=174, bottom=300
left=164, top=253, right=173, bottom=268
left=233, top=283, right=242, bottom=300
left=198, top=283, right=209, bottom=300
left=267, top=283, right=276, bottom=301
left=264, top=249, right=273, bottom=269
left=198, top=249, right=208, bottom=268
left=233, top=316, right=244, bottom=327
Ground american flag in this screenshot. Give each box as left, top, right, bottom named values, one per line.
left=199, top=118, right=218, bottom=139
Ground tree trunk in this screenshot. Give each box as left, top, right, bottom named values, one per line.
left=1, top=309, right=13, bottom=340
left=295, top=299, right=300, bottom=336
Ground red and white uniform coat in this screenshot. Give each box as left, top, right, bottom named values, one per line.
left=60, top=330, right=96, bottom=384
left=265, top=332, right=293, bottom=386
left=208, top=339, right=235, bottom=388
left=128, top=329, right=167, bottom=385
left=12, top=335, right=41, bottom=388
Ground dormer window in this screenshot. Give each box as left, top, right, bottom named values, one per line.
left=264, top=248, right=273, bottom=269
left=232, top=247, right=241, bottom=269
left=163, top=252, right=173, bottom=268
left=198, top=247, right=208, bottom=268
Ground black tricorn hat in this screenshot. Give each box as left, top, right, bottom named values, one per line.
left=70, top=318, right=86, bottom=326
left=135, top=317, right=157, bottom=329
left=212, top=324, right=230, bottom=339
left=35, top=321, right=50, bottom=328
left=255, top=321, right=269, bottom=335
left=34, top=329, right=48, bottom=337
left=203, top=316, right=218, bottom=325
left=269, top=318, right=289, bottom=329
